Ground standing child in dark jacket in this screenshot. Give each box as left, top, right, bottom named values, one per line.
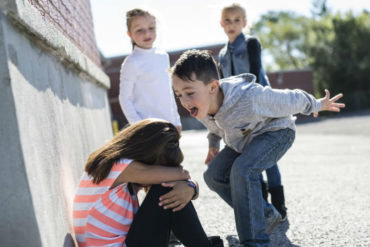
left=218, top=3, right=287, bottom=220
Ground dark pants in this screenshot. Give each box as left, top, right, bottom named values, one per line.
left=125, top=185, right=210, bottom=247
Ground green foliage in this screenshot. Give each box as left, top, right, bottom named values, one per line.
left=311, top=0, right=328, bottom=17
left=309, top=11, right=370, bottom=109
left=252, top=8, right=370, bottom=110
left=252, top=11, right=311, bottom=71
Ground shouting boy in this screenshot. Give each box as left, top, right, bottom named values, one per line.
left=171, top=50, right=345, bottom=247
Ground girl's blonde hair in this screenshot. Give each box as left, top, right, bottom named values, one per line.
left=126, top=8, right=156, bottom=49
left=221, top=3, right=246, bottom=19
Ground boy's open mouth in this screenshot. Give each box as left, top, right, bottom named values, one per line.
left=190, top=107, right=198, bottom=117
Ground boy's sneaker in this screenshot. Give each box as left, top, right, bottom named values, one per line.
left=265, top=205, right=282, bottom=233
left=208, top=236, right=224, bottom=247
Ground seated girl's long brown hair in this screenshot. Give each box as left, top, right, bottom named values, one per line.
left=85, top=119, right=183, bottom=184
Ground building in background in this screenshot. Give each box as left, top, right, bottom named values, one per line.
left=0, top=1, right=111, bottom=246
left=104, top=44, right=314, bottom=130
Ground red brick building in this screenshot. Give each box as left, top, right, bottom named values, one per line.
left=103, top=44, right=314, bottom=129
left=28, top=0, right=101, bottom=65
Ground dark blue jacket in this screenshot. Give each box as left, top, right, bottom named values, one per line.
left=218, top=33, right=270, bottom=87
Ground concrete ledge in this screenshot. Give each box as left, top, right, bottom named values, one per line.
left=0, top=0, right=109, bottom=89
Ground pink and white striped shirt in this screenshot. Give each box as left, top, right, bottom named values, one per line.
left=73, top=158, right=139, bottom=247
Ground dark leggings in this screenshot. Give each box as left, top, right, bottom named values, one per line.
left=125, top=185, right=210, bottom=247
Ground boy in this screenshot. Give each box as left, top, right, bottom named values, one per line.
left=171, top=50, right=345, bottom=247
left=219, top=3, right=287, bottom=220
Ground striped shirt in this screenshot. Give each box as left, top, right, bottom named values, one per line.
left=73, top=158, right=139, bottom=247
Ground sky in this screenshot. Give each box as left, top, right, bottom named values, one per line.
left=90, top=0, right=370, bottom=58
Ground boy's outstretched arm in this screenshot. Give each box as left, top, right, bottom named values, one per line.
left=313, top=89, right=346, bottom=117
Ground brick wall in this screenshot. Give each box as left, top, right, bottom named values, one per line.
left=268, top=70, right=314, bottom=94
left=27, top=0, right=101, bottom=66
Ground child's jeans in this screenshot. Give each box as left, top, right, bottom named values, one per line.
left=204, top=128, right=295, bottom=247
left=263, top=164, right=281, bottom=188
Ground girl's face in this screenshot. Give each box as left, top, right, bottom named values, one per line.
left=220, top=9, right=247, bottom=43
left=128, top=15, right=156, bottom=49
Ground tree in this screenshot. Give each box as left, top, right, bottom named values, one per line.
left=311, top=0, right=328, bottom=17
left=252, top=8, right=370, bottom=110
left=251, top=11, right=311, bottom=71
left=308, top=11, right=370, bottom=109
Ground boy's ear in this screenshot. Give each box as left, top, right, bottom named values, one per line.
left=209, top=80, right=220, bottom=94
left=127, top=31, right=132, bottom=39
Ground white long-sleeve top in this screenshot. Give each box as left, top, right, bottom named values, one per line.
left=119, top=46, right=181, bottom=127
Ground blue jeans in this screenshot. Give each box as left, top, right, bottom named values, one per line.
left=204, top=129, right=295, bottom=246
left=263, top=164, right=281, bottom=189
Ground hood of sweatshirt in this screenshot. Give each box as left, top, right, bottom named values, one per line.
left=216, top=73, right=256, bottom=119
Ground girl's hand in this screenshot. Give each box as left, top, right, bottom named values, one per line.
left=159, top=181, right=193, bottom=212
left=205, top=147, right=219, bottom=165
left=314, top=89, right=346, bottom=117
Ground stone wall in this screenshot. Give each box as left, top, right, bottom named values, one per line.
left=0, top=1, right=111, bottom=246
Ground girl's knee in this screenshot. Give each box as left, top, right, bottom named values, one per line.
left=148, top=184, right=172, bottom=197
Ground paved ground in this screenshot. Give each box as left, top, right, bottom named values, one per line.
left=175, top=111, right=370, bottom=247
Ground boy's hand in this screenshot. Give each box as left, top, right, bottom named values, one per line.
left=314, top=89, right=346, bottom=117
left=205, top=147, right=219, bottom=165
left=159, top=181, right=193, bottom=212
left=176, top=126, right=182, bottom=133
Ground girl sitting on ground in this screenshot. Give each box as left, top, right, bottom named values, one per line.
left=73, top=119, right=223, bottom=247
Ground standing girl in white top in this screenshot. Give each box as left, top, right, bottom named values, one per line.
left=119, top=8, right=181, bottom=131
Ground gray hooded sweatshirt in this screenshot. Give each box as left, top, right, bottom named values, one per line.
left=200, top=73, right=322, bottom=153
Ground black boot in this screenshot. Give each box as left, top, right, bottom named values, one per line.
left=261, top=180, right=268, bottom=201
left=269, top=186, right=287, bottom=221
left=208, top=236, right=224, bottom=247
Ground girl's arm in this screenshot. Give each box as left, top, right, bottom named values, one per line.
left=170, top=90, right=182, bottom=128
left=247, top=37, right=270, bottom=87
left=119, top=58, right=141, bottom=123
left=247, top=37, right=262, bottom=84
left=113, top=161, right=196, bottom=212
left=166, top=54, right=182, bottom=128
left=113, top=161, right=190, bottom=187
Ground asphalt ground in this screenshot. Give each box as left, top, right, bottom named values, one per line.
left=175, top=111, right=370, bottom=247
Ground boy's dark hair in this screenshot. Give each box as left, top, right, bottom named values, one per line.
left=171, top=49, right=220, bottom=85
